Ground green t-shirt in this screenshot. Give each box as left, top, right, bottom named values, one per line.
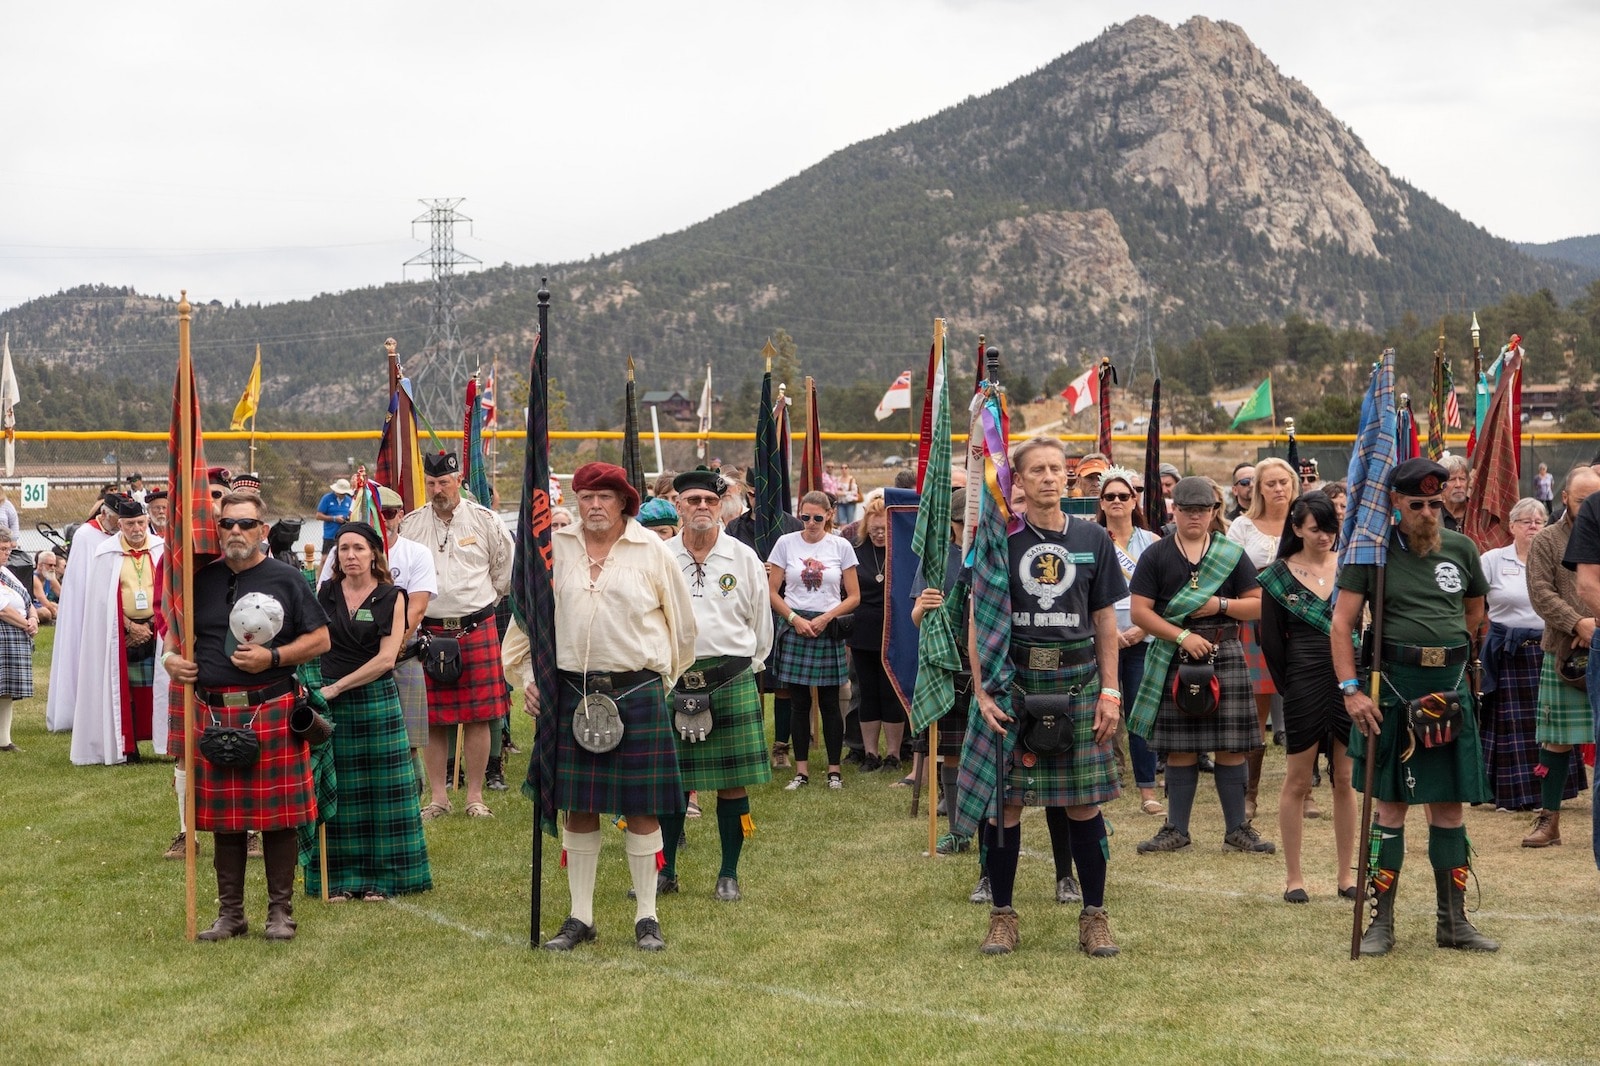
left=1336, top=529, right=1488, bottom=647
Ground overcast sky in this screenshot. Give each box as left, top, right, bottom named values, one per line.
left=2, top=0, right=1596, bottom=315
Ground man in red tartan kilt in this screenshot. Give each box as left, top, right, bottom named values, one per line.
left=399, top=450, right=514, bottom=820
left=165, top=491, right=331, bottom=941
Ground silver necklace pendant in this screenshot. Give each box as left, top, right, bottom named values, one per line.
left=875, top=573, right=884, bottom=583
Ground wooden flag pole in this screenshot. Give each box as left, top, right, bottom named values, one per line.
left=926, top=723, right=939, bottom=856
left=319, top=824, right=329, bottom=904
left=454, top=723, right=465, bottom=791
left=178, top=291, right=198, bottom=942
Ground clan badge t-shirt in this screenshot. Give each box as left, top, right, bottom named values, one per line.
left=1007, top=517, right=1127, bottom=643
left=1336, top=528, right=1487, bottom=647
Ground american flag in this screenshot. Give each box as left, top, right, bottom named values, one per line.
left=1443, top=359, right=1461, bottom=428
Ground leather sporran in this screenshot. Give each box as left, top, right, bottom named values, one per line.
left=672, top=691, right=714, bottom=743
left=573, top=692, right=624, bottom=754
left=1171, top=650, right=1220, bottom=718
left=198, top=712, right=261, bottom=769
left=1405, top=689, right=1465, bottom=758
left=824, top=614, right=855, bottom=641
left=1559, top=648, right=1588, bottom=692
left=420, top=633, right=464, bottom=684
left=1013, top=688, right=1075, bottom=758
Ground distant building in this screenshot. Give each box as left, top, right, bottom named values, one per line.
left=639, top=390, right=696, bottom=421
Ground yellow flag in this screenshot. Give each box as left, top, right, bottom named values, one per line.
left=230, top=345, right=262, bottom=430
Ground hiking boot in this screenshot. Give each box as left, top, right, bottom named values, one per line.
left=784, top=774, right=809, bottom=791
left=1078, top=906, right=1120, bottom=958
left=635, top=916, right=666, bottom=952
left=969, top=876, right=993, bottom=905
left=1435, top=867, right=1499, bottom=952
left=1136, top=823, right=1192, bottom=854
left=770, top=742, right=791, bottom=769
left=544, top=917, right=597, bottom=951
left=980, top=906, right=1019, bottom=955
left=1521, top=810, right=1561, bottom=848
left=1056, top=875, right=1082, bottom=904
left=713, top=876, right=741, bottom=902
left=163, top=832, right=196, bottom=861
left=936, top=832, right=971, bottom=855
left=1223, top=822, right=1277, bottom=854
left=881, top=755, right=901, bottom=774
left=860, top=753, right=882, bottom=773
left=484, top=756, right=508, bottom=792
left=245, top=831, right=263, bottom=859
left=842, top=747, right=864, bottom=767
left=1359, top=872, right=1398, bottom=957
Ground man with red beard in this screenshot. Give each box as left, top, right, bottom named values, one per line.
left=1331, top=457, right=1497, bottom=956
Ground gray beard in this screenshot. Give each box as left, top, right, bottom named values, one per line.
left=1408, top=525, right=1442, bottom=557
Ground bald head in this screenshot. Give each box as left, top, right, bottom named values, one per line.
left=1563, top=467, right=1600, bottom=519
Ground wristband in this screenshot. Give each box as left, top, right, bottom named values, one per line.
left=271, top=648, right=281, bottom=669
left=787, top=612, right=798, bottom=625
left=1174, top=629, right=1191, bottom=645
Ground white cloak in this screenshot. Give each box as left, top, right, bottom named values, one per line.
left=45, top=522, right=111, bottom=732
left=68, top=534, right=169, bottom=766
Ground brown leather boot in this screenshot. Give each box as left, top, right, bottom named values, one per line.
left=980, top=906, right=1019, bottom=955
left=1521, top=810, right=1562, bottom=848
left=197, top=832, right=249, bottom=941
left=261, top=829, right=299, bottom=941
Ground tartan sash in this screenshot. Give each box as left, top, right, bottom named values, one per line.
left=1257, top=561, right=1336, bottom=636
left=909, top=578, right=968, bottom=732
left=1128, top=534, right=1244, bottom=739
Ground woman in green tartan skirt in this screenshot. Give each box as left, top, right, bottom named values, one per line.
left=309, top=524, right=432, bottom=900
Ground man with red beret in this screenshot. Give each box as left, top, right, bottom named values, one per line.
left=525, top=461, right=696, bottom=952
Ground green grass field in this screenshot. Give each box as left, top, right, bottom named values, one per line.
left=4, top=626, right=1599, bottom=1065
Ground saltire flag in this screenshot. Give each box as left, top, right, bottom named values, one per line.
left=375, top=381, right=427, bottom=512
left=1338, top=350, right=1399, bottom=571
left=229, top=344, right=262, bottom=431
left=695, top=363, right=713, bottom=459
left=463, top=376, right=492, bottom=507
left=753, top=353, right=786, bottom=562
left=797, top=377, right=824, bottom=495
left=1097, top=357, right=1116, bottom=460
left=623, top=357, right=646, bottom=501
left=775, top=383, right=794, bottom=515
left=1060, top=365, right=1097, bottom=415
left=1464, top=343, right=1523, bottom=553
left=515, top=327, right=560, bottom=838
left=909, top=321, right=962, bottom=732
left=162, top=347, right=222, bottom=658
left=1230, top=376, right=1273, bottom=428
left=1, top=332, right=18, bottom=477
left=1142, top=378, right=1165, bottom=530
left=1396, top=395, right=1420, bottom=462
left=875, top=369, right=913, bottom=422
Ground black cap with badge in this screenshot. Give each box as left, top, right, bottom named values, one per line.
left=672, top=466, right=726, bottom=497
left=1391, top=458, right=1447, bottom=497
left=423, top=451, right=460, bottom=477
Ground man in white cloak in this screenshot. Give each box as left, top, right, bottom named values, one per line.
left=45, top=494, right=119, bottom=732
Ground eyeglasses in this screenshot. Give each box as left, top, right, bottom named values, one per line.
left=1301, top=475, right=1318, bottom=483
left=1100, top=492, right=1133, bottom=503
left=799, top=514, right=827, bottom=524
left=1234, top=478, right=1252, bottom=486
left=1405, top=499, right=1444, bottom=512
left=380, top=507, right=402, bottom=519
left=218, top=517, right=264, bottom=531
left=680, top=495, right=720, bottom=509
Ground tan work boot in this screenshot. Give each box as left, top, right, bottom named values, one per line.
left=1078, top=906, right=1120, bottom=957
left=980, top=906, right=1019, bottom=955
left=771, top=742, right=791, bottom=770
left=1521, top=810, right=1561, bottom=848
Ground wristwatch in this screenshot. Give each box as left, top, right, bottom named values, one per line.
left=1339, top=679, right=1360, bottom=696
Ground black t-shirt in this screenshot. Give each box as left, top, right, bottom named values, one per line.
left=1128, top=534, right=1258, bottom=620
left=1562, top=491, right=1600, bottom=571
left=317, top=580, right=406, bottom=682
left=1007, top=517, right=1126, bottom=643
left=194, top=557, right=329, bottom=689
left=848, top=540, right=887, bottom=651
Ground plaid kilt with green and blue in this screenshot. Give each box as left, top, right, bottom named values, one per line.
left=772, top=611, right=849, bottom=686
left=302, top=676, right=432, bottom=898
left=553, top=674, right=685, bottom=817
left=1536, top=654, right=1595, bottom=746
left=673, top=659, right=772, bottom=792
left=125, top=646, right=155, bottom=689
left=392, top=659, right=429, bottom=748
left=194, top=687, right=317, bottom=832
left=1482, top=637, right=1548, bottom=810
left=1349, top=659, right=1489, bottom=805
left=0, top=622, right=34, bottom=698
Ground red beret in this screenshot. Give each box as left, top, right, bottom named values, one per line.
left=570, top=462, right=640, bottom=517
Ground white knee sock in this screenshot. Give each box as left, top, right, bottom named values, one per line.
left=563, top=828, right=603, bottom=926
left=0, top=697, right=12, bottom=747
left=625, top=828, right=664, bottom=923
left=174, top=769, right=187, bottom=833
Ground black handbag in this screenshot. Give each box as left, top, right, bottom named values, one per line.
left=1559, top=648, right=1589, bottom=692
left=824, top=614, right=855, bottom=641
left=1171, top=650, right=1220, bottom=718
left=420, top=633, right=464, bottom=684
left=1013, top=688, right=1075, bottom=758
left=198, top=711, right=261, bottom=769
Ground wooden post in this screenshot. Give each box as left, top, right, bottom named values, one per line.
left=927, top=722, right=939, bottom=856
left=178, top=291, right=198, bottom=942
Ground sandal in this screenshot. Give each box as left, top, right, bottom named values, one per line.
left=328, top=891, right=356, bottom=903
left=420, top=802, right=452, bottom=821
left=360, top=890, right=388, bottom=902
left=465, top=802, right=494, bottom=818
left=1141, top=798, right=1166, bottom=816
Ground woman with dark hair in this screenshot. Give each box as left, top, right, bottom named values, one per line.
left=1096, top=467, right=1163, bottom=815
left=767, top=490, right=861, bottom=790
left=310, top=522, right=432, bottom=901
left=850, top=495, right=904, bottom=772
left=1258, top=492, right=1357, bottom=902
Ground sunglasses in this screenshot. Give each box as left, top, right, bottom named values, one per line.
left=1405, top=499, right=1444, bottom=512
left=218, top=517, right=264, bottom=531
left=380, top=507, right=402, bottom=519
left=1234, top=478, right=1252, bottom=486
left=1100, top=492, right=1133, bottom=503
left=1301, top=475, right=1318, bottom=482
left=799, top=514, right=827, bottom=523
left=680, top=495, right=720, bottom=508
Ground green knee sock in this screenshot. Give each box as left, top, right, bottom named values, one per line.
left=1539, top=748, right=1570, bottom=811
left=1427, top=823, right=1469, bottom=870
left=716, top=796, right=751, bottom=880
left=659, top=809, right=688, bottom=878
left=1372, top=822, right=1405, bottom=873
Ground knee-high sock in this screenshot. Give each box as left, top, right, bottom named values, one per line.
left=174, top=768, right=187, bottom=833
left=939, top=763, right=959, bottom=816
left=0, top=696, right=12, bottom=747
left=1043, top=805, right=1074, bottom=880
left=658, top=805, right=688, bottom=879
left=1539, top=748, right=1571, bottom=811
left=1165, top=761, right=1201, bottom=833
left=1373, top=822, right=1405, bottom=877
left=563, top=828, right=603, bottom=926
left=625, top=828, right=665, bottom=923
left=716, top=796, right=750, bottom=879
left=1214, top=760, right=1249, bottom=832
left=1427, top=823, right=1469, bottom=871
left=984, top=821, right=1021, bottom=910
left=1066, top=811, right=1110, bottom=909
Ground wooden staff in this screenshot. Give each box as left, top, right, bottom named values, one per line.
left=454, top=723, right=465, bottom=790
left=319, top=823, right=329, bottom=903
left=1351, top=564, right=1387, bottom=960
left=178, top=291, right=198, bottom=941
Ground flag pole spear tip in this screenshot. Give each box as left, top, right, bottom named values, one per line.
left=538, top=278, right=550, bottom=303
left=627, top=356, right=635, bottom=381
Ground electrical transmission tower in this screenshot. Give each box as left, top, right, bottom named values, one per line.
left=403, top=198, right=481, bottom=420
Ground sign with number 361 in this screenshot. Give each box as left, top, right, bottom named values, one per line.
left=20, top=478, right=48, bottom=510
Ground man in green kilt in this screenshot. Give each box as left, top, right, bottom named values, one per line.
left=660, top=467, right=773, bottom=901
left=1332, top=458, right=1498, bottom=955
left=164, top=492, right=331, bottom=941
left=1525, top=467, right=1600, bottom=846
left=955, top=437, right=1127, bottom=958
left=527, top=463, right=697, bottom=953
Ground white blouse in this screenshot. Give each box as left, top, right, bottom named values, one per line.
left=1226, top=514, right=1282, bottom=570
left=1480, top=545, right=1541, bottom=630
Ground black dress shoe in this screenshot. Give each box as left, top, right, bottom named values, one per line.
left=714, top=876, right=741, bottom=902
left=484, top=757, right=508, bottom=792
left=544, top=916, right=597, bottom=951
left=635, top=916, right=666, bottom=951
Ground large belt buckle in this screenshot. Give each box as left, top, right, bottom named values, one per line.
left=441, top=616, right=464, bottom=630
left=1027, top=647, right=1060, bottom=671
left=221, top=691, right=250, bottom=708
left=681, top=670, right=707, bottom=690
left=1419, top=646, right=1447, bottom=668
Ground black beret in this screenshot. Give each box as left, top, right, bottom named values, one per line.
left=423, top=451, right=460, bottom=477
left=672, top=466, right=727, bottom=497
left=109, top=494, right=147, bottom=518
left=1392, top=457, right=1448, bottom=497
left=145, top=489, right=168, bottom=503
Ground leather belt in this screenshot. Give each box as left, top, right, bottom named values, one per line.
left=559, top=669, right=658, bottom=695
left=1009, top=642, right=1095, bottom=672
left=1190, top=624, right=1240, bottom=644
left=425, top=604, right=496, bottom=631
left=1382, top=641, right=1471, bottom=668
left=197, top=676, right=299, bottom=709
left=675, top=657, right=751, bottom=694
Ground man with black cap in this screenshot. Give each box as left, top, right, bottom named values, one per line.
left=70, top=494, right=167, bottom=766
left=1331, top=456, right=1498, bottom=956
left=127, top=472, right=147, bottom=503
left=146, top=488, right=169, bottom=538
left=659, top=466, right=772, bottom=901
left=399, top=450, right=514, bottom=820
left=520, top=461, right=696, bottom=952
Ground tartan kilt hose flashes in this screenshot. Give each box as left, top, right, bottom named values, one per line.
left=1147, top=637, right=1261, bottom=753
left=193, top=688, right=316, bottom=832
left=673, top=660, right=772, bottom=792
left=772, top=611, right=849, bottom=687
left=553, top=675, right=686, bottom=817
left=421, top=614, right=506, bottom=726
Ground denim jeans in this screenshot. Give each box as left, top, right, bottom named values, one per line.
left=1120, top=642, right=1157, bottom=790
